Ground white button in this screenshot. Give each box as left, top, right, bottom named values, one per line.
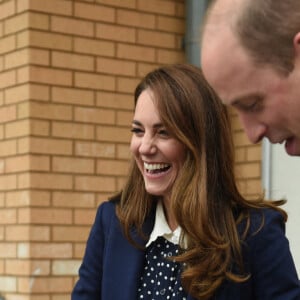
left=160, top=289, right=166, bottom=295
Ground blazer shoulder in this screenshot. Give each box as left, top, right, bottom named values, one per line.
left=250, top=207, right=285, bottom=235
left=238, top=207, right=285, bottom=239
left=90, top=197, right=121, bottom=239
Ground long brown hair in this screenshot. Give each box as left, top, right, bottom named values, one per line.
left=116, top=64, right=286, bottom=299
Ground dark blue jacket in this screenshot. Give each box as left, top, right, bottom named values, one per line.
left=72, top=200, right=300, bottom=299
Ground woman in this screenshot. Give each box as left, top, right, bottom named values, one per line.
left=72, top=64, right=300, bottom=299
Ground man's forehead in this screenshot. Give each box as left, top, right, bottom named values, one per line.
left=206, top=0, right=242, bottom=22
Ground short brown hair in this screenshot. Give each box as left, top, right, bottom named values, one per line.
left=235, top=0, right=300, bottom=74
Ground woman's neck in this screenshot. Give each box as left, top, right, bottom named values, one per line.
left=161, top=197, right=178, bottom=231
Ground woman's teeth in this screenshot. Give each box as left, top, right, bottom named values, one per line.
left=144, top=162, right=170, bottom=173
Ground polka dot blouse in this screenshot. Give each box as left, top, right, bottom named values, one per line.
left=138, top=236, right=187, bottom=299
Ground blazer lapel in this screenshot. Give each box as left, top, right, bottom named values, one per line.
left=103, top=207, right=155, bottom=300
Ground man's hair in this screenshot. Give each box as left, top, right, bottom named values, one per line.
left=235, top=0, right=300, bottom=75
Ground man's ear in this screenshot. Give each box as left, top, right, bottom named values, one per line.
left=293, top=32, right=300, bottom=55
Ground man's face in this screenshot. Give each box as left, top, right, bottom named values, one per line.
left=201, top=28, right=300, bottom=156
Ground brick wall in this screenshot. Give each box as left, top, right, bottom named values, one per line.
left=0, top=0, right=185, bottom=299
left=230, top=108, right=263, bottom=198
left=0, top=0, right=262, bottom=299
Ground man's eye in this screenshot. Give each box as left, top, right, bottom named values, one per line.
left=247, top=101, right=262, bottom=112
left=246, top=101, right=257, bottom=110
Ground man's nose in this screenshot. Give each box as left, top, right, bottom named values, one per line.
left=239, top=113, right=267, bottom=144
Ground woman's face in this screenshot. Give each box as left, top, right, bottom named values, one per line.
left=130, top=89, right=186, bottom=199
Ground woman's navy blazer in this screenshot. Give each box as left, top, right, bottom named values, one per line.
left=72, top=200, right=300, bottom=300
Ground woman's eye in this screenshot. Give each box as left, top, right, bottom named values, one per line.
left=131, top=127, right=143, bottom=135
left=158, top=129, right=170, bottom=137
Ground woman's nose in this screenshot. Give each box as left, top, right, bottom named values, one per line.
left=139, top=136, right=156, bottom=154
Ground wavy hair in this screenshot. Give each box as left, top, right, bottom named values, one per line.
left=116, top=64, right=286, bottom=299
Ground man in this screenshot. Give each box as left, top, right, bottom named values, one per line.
left=201, top=0, right=300, bottom=156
